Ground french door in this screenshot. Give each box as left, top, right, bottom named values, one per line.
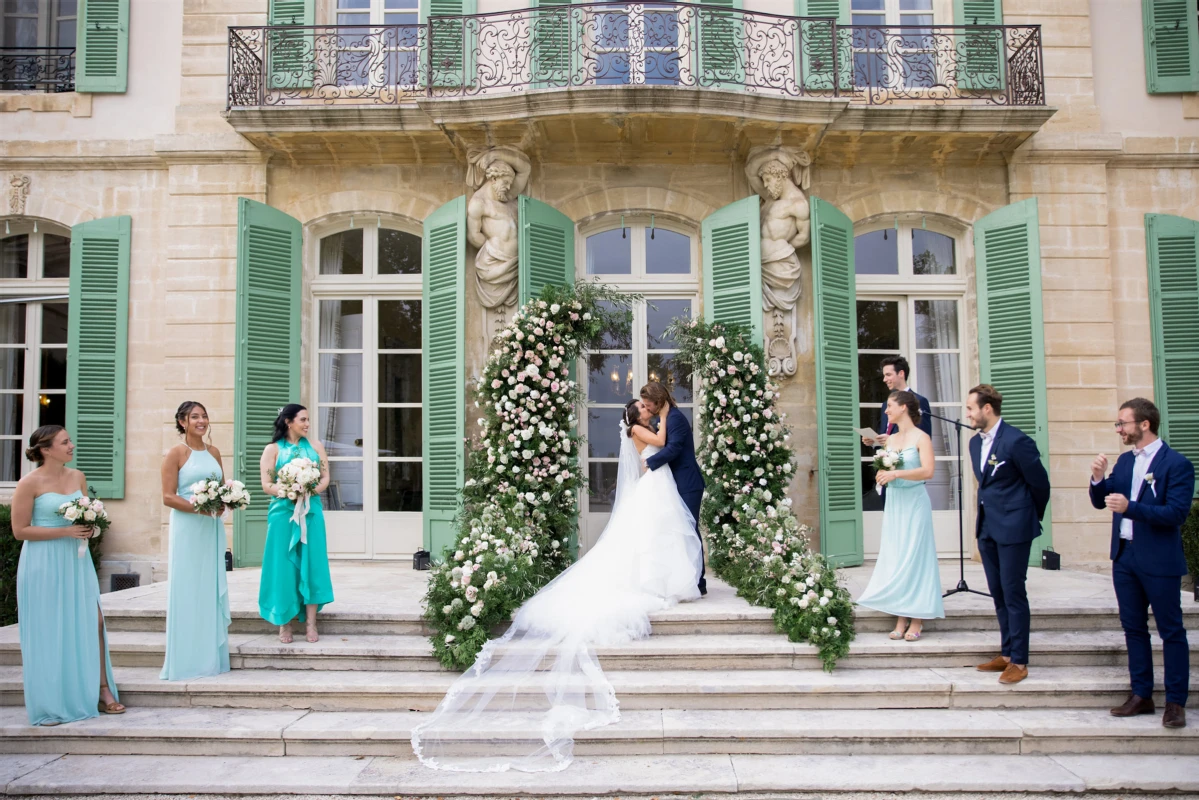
left=580, top=294, right=697, bottom=554
left=314, top=294, right=423, bottom=559
left=857, top=294, right=968, bottom=557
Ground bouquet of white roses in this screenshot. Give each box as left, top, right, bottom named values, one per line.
left=56, top=495, right=110, bottom=558
left=219, top=479, right=250, bottom=512
left=274, top=457, right=323, bottom=544
left=872, top=449, right=904, bottom=474
left=189, top=475, right=251, bottom=516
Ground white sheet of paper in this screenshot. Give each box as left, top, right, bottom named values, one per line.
left=857, top=427, right=882, bottom=442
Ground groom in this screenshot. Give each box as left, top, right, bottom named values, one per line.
left=641, top=382, right=707, bottom=596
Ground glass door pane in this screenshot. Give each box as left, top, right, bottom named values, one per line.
left=376, top=299, right=422, bottom=513
left=856, top=298, right=900, bottom=515
left=912, top=297, right=962, bottom=513
left=318, top=299, right=365, bottom=512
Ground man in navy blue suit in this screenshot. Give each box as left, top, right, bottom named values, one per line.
left=966, top=384, right=1051, bottom=686
left=1090, top=397, right=1192, bottom=729
left=641, top=382, right=707, bottom=596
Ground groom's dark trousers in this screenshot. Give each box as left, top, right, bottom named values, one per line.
left=970, top=422, right=1050, bottom=666
left=646, top=405, right=707, bottom=591
left=1090, top=442, right=1192, bottom=706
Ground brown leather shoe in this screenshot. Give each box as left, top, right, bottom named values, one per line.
left=1163, top=703, right=1186, bottom=728
left=977, top=655, right=1010, bottom=672
left=1110, top=694, right=1155, bottom=717
left=998, top=663, right=1028, bottom=684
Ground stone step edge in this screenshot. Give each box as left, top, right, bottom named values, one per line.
left=3, top=753, right=1198, bottom=794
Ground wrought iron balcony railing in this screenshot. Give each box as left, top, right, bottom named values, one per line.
left=227, top=3, right=1044, bottom=109
left=0, top=46, right=75, bottom=93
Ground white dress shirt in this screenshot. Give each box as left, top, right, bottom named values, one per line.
left=1116, top=438, right=1163, bottom=541
left=978, top=418, right=1004, bottom=471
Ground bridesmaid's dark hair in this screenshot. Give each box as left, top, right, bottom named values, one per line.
left=889, top=390, right=922, bottom=426
left=175, top=401, right=209, bottom=436
left=25, top=425, right=65, bottom=465
left=622, top=400, right=642, bottom=437
left=271, top=404, right=307, bottom=443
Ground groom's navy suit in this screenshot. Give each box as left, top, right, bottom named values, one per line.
left=969, top=420, right=1051, bottom=666
left=646, top=405, right=707, bottom=592
left=1090, top=441, right=1193, bottom=706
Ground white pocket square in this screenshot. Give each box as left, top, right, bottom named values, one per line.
left=989, top=461, right=1006, bottom=478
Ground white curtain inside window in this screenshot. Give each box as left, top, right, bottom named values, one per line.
left=319, top=241, right=344, bottom=446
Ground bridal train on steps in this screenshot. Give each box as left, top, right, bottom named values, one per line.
left=411, top=426, right=704, bottom=772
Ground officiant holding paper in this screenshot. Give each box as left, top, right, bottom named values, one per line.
left=861, top=356, right=932, bottom=504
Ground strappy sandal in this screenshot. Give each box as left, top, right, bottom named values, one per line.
left=97, top=686, right=125, bottom=715
left=889, top=630, right=906, bottom=640
left=305, top=623, right=319, bottom=643
left=279, top=626, right=294, bottom=644
left=904, top=629, right=922, bottom=641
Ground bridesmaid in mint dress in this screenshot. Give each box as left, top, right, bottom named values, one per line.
left=10, top=425, right=124, bottom=725
left=160, top=401, right=231, bottom=680
left=857, top=390, right=945, bottom=641
left=258, top=404, right=334, bottom=644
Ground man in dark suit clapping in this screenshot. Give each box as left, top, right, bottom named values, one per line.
left=1090, top=397, right=1193, bottom=729
left=966, top=384, right=1051, bottom=686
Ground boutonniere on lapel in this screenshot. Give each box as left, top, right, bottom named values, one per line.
left=1144, top=473, right=1156, bottom=497
left=987, top=454, right=1005, bottom=477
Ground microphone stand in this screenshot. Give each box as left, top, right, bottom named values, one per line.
left=923, top=410, right=990, bottom=599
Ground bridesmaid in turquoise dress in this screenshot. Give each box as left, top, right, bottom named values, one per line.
left=857, top=390, right=945, bottom=641
left=10, top=425, right=124, bottom=725
left=160, top=401, right=231, bottom=680
left=258, top=404, right=334, bottom=643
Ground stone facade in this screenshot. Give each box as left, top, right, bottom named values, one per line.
left=1, top=0, right=1196, bottom=581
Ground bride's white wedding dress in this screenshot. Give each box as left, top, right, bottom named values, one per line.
left=411, top=425, right=704, bottom=772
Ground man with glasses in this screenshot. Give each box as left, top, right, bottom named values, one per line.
left=1090, top=397, right=1193, bottom=729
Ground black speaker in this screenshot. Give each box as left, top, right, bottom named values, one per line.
left=110, top=573, right=140, bottom=592
left=1041, top=548, right=1060, bottom=571
left=413, top=549, right=431, bottom=570
left=225, top=550, right=234, bottom=571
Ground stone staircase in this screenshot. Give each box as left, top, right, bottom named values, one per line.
left=0, top=564, right=1196, bottom=796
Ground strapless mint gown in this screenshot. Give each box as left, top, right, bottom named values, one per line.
left=161, top=447, right=231, bottom=681
left=258, top=437, right=334, bottom=626
left=857, top=447, right=945, bottom=620
left=17, top=490, right=119, bottom=725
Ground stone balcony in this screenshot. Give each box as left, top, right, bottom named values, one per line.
left=223, top=4, right=1055, bottom=166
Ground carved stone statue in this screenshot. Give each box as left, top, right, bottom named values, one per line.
left=9, top=175, right=30, bottom=216
left=745, top=146, right=811, bottom=378
left=466, top=146, right=531, bottom=339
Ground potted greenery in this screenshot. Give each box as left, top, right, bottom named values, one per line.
left=1183, top=501, right=1199, bottom=602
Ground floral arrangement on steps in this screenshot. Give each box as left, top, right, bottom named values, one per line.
left=668, top=318, right=856, bottom=670
left=423, top=282, right=633, bottom=670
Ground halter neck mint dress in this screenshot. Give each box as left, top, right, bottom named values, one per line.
left=857, top=446, right=945, bottom=621
left=160, top=446, right=231, bottom=681
left=258, top=437, right=334, bottom=626
left=17, top=490, right=119, bottom=726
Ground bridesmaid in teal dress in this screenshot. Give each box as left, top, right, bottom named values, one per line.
left=160, top=401, right=231, bottom=680
left=10, top=425, right=124, bottom=725
left=857, top=390, right=945, bottom=641
left=258, top=404, right=334, bottom=643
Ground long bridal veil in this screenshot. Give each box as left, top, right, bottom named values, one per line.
left=411, top=421, right=702, bottom=772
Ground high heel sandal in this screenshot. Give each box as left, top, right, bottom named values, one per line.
left=888, top=630, right=906, bottom=640
left=279, top=627, right=294, bottom=644
left=904, top=629, right=922, bottom=641
left=305, top=623, right=319, bottom=643
left=97, top=685, right=125, bottom=715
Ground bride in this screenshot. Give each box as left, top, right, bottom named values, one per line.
left=411, top=398, right=705, bottom=772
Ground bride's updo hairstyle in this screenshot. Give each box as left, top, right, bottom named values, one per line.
left=889, top=390, right=922, bottom=426
left=25, top=425, right=66, bottom=466
left=622, top=400, right=641, bottom=437
left=271, top=404, right=308, bottom=443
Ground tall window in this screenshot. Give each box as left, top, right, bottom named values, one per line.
left=578, top=217, right=698, bottom=553
left=0, top=220, right=70, bottom=483
left=854, top=220, right=965, bottom=556
left=850, top=0, right=937, bottom=90
left=311, top=217, right=423, bottom=559
left=0, top=0, right=76, bottom=48
left=330, top=0, right=420, bottom=89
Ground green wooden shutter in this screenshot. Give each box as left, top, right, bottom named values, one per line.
left=422, top=196, right=467, bottom=560
left=795, top=0, right=849, bottom=91
left=697, top=0, right=744, bottom=88
left=701, top=195, right=763, bottom=349
left=975, top=198, right=1052, bottom=561
left=267, top=0, right=315, bottom=90
left=66, top=215, right=130, bottom=499
left=954, top=0, right=1005, bottom=91
left=518, top=196, right=575, bottom=305
left=1146, top=213, right=1199, bottom=495
left=810, top=197, right=862, bottom=567
left=233, top=199, right=302, bottom=568
left=75, top=0, right=129, bottom=93
left=531, top=0, right=575, bottom=88
left=1142, top=0, right=1199, bottom=93
left=421, top=0, right=478, bottom=88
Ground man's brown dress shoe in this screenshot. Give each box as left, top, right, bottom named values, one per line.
left=1110, top=694, right=1155, bottom=717
left=977, top=655, right=1009, bottom=672
left=1163, top=703, right=1186, bottom=728
left=998, top=663, right=1028, bottom=684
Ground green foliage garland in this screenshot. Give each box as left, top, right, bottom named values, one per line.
left=1182, top=501, right=1199, bottom=595
left=668, top=318, right=856, bottom=670
left=423, top=283, right=633, bottom=669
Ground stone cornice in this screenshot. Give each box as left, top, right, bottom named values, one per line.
left=0, top=135, right=268, bottom=170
